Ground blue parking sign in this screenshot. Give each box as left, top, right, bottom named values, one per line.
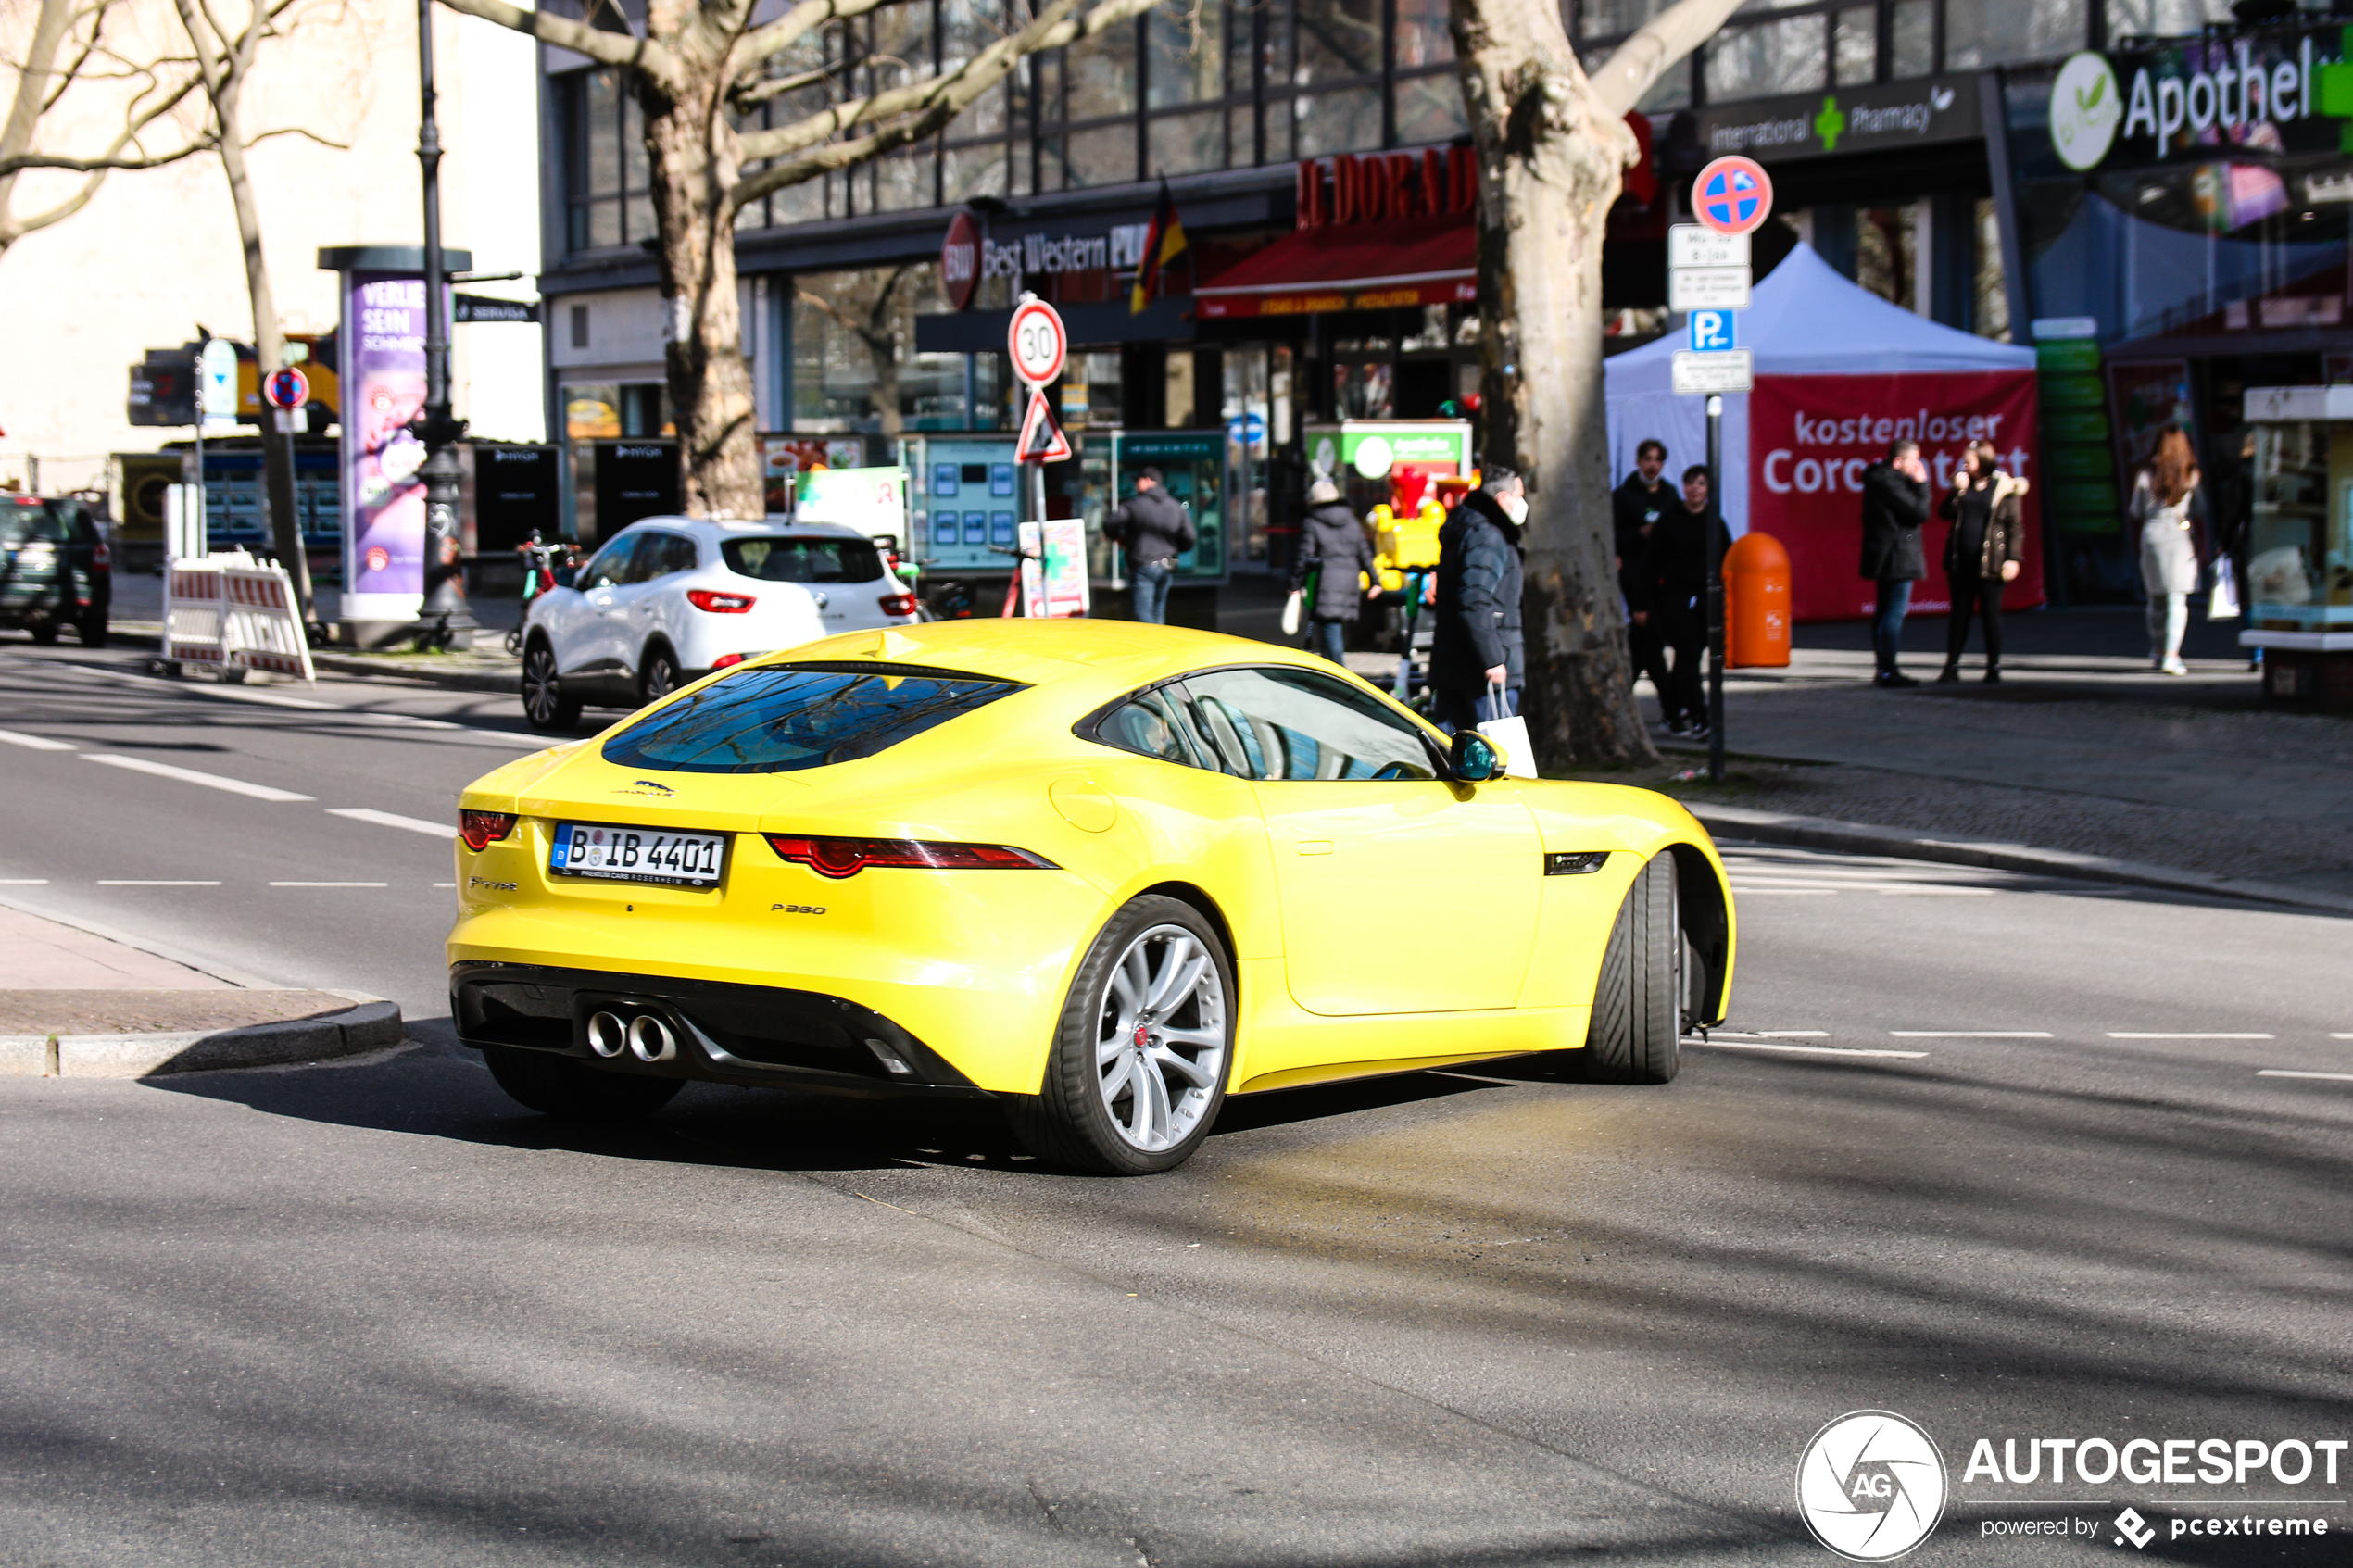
left=1688, top=309, right=1737, bottom=353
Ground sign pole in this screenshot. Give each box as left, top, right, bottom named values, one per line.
left=1705, top=394, right=1725, bottom=784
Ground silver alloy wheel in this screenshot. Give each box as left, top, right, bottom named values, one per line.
left=523, top=644, right=561, bottom=722
left=1094, top=922, right=1227, bottom=1152
left=641, top=647, right=677, bottom=701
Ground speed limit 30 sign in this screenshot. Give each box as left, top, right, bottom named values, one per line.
left=1008, top=295, right=1067, bottom=388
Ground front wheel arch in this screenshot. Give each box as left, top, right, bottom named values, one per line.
left=1665, top=842, right=1730, bottom=1027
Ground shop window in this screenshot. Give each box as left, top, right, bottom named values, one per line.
left=1295, top=0, right=1379, bottom=84
left=1296, top=88, right=1382, bottom=157
left=621, top=383, right=673, bottom=437
left=1334, top=362, right=1393, bottom=420
left=789, top=267, right=967, bottom=434
left=1832, top=7, right=1874, bottom=85
left=1149, top=110, right=1224, bottom=176
left=1944, top=0, right=2084, bottom=69
left=1705, top=16, right=1829, bottom=104
left=1394, top=72, right=1468, bottom=144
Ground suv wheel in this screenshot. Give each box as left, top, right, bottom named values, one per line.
left=521, top=639, right=582, bottom=730
left=637, top=643, right=680, bottom=706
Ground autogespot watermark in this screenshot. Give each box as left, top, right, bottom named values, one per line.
left=1796, top=1412, right=2345, bottom=1559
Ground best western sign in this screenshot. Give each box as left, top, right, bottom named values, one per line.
left=2043, top=25, right=2351, bottom=171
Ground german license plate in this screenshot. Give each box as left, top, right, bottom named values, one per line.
left=548, top=822, right=727, bottom=888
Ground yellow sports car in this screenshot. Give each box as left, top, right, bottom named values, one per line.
left=448, top=620, right=1734, bottom=1173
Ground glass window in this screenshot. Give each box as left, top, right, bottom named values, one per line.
left=1295, top=0, right=1378, bottom=82
left=1705, top=15, right=1828, bottom=102
left=2107, top=0, right=2233, bottom=38
left=1891, top=0, right=1931, bottom=77
left=1578, top=0, right=1673, bottom=38
left=1178, top=667, right=1438, bottom=782
left=1147, top=4, right=1223, bottom=107
left=723, top=534, right=886, bottom=583
left=578, top=533, right=643, bottom=590
left=1394, top=73, right=1467, bottom=144
left=1090, top=686, right=1217, bottom=769
left=1063, top=123, right=1136, bottom=187
left=634, top=532, right=698, bottom=579
left=1149, top=110, right=1223, bottom=176
left=1296, top=88, right=1382, bottom=157
left=942, top=141, right=1008, bottom=202
left=1833, top=6, right=1874, bottom=84
left=1064, top=21, right=1138, bottom=120
left=1395, top=0, right=1451, bottom=70
left=1945, top=0, right=2085, bottom=69
left=600, top=663, right=1029, bottom=774
left=0, top=500, right=69, bottom=544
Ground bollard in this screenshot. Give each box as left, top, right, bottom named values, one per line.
left=1722, top=530, right=1792, bottom=669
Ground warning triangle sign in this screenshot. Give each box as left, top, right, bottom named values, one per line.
left=1016, top=388, right=1072, bottom=463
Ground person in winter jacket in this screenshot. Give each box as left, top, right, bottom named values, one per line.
left=1428, top=467, right=1526, bottom=734
left=1936, top=440, right=2028, bottom=683
left=1612, top=439, right=1675, bottom=710
left=1290, top=477, right=1378, bottom=662
left=1640, top=466, right=1734, bottom=736
left=1106, top=467, right=1195, bottom=624
left=1857, top=438, right=1933, bottom=686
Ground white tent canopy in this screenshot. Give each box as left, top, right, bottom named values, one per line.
left=1603, top=242, right=2035, bottom=533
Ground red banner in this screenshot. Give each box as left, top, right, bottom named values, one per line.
left=1747, top=372, right=2044, bottom=621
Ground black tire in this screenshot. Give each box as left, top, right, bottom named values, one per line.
left=27, top=620, right=59, bottom=646
left=636, top=641, right=680, bottom=706
left=482, top=1045, right=684, bottom=1121
left=521, top=638, right=581, bottom=731
left=1579, top=853, right=1682, bottom=1084
left=77, top=615, right=107, bottom=648
left=1006, top=895, right=1235, bottom=1175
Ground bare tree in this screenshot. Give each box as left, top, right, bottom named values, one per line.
left=170, top=0, right=351, bottom=625
left=1450, top=0, right=1743, bottom=770
left=438, top=0, right=1164, bottom=519
left=0, top=0, right=213, bottom=258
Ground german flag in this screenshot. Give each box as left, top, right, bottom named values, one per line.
left=1129, top=179, right=1188, bottom=314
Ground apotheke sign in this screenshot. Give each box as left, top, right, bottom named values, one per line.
left=2043, top=27, right=2342, bottom=172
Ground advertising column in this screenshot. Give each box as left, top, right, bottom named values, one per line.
left=339, top=270, right=430, bottom=642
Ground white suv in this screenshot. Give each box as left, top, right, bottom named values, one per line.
left=519, top=516, right=918, bottom=730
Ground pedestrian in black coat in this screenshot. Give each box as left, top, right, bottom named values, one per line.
left=1428, top=470, right=1525, bottom=734
left=1106, top=468, right=1195, bottom=624
left=1612, top=438, right=1676, bottom=715
left=1640, top=465, right=1732, bottom=736
left=1290, top=477, right=1378, bottom=663
left=1857, top=439, right=1932, bottom=686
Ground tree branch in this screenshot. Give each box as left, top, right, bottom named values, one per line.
left=1585, top=0, right=1744, bottom=117
left=729, top=0, right=905, bottom=80
left=431, top=0, right=679, bottom=83
left=726, top=54, right=855, bottom=111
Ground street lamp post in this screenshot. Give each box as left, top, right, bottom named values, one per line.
left=409, top=0, right=476, bottom=650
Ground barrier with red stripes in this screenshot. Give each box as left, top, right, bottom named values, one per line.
left=164, top=551, right=313, bottom=681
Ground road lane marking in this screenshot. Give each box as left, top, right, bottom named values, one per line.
left=1730, top=886, right=1839, bottom=895
left=2258, top=1070, right=2353, bottom=1083
left=2109, top=1032, right=2274, bottom=1040
left=1890, top=1031, right=2052, bottom=1038
left=96, top=880, right=221, bottom=886
left=325, top=807, right=449, bottom=837
left=2335, top=1034, right=2353, bottom=1040
left=1692, top=1040, right=1930, bottom=1060
left=1759, top=1030, right=1830, bottom=1037
left=1874, top=886, right=1997, bottom=896
left=270, top=881, right=389, bottom=887
left=82, top=753, right=314, bottom=802
left=0, top=727, right=75, bottom=751
left=0, top=878, right=50, bottom=884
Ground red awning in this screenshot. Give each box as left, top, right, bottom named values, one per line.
left=1194, top=216, right=1475, bottom=320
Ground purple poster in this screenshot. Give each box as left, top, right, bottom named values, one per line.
left=339, top=270, right=429, bottom=614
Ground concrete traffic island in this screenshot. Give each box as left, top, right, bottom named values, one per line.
left=0, top=905, right=403, bottom=1078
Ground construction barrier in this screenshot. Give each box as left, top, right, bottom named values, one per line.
left=163, top=551, right=314, bottom=681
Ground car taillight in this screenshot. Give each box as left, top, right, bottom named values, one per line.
left=878, top=593, right=918, bottom=617
left=763, top=834, right=1059, bottom=879
left=711, top=652, right=746, bottom=670
left=459, top=810, right=517, bottom=850
left=687, top=589, right=756, bottom=613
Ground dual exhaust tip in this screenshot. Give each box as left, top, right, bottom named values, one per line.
left=586, top=1010, right=676, bottom=1063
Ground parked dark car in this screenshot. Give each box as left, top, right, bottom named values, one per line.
left=0, top=495, right=110, bottom=646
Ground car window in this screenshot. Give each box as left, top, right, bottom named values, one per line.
left=1092, top=686, right=1214, bottom=770
left=1177, top=667, right=1439, bottom=782
left=0, top=500, right=69, bottom=546
left=578, top=533, right=641, bottom=590
left=631, top=531, right=696, bottom=582
left=724, top=535, right=884, bottom=584
left=600, top=661, right=1029, bottom=774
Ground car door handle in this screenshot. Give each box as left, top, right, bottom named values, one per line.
left=1295, top=840, right=1333, bottom=856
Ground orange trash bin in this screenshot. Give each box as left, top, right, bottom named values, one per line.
left=1722, top=530, right=1791, bottom=669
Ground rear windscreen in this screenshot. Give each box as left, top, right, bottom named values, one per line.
left=723, top=536, right=883, bottom=583
left=600, top=663, right=1026, bottom=774
left=0, top=502, right=69, bottom=546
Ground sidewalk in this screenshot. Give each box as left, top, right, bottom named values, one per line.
left=0, top=902, right=403, bottom=1076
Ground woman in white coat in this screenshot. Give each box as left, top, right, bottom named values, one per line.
left=2129, top=428, right=2202, bottom=676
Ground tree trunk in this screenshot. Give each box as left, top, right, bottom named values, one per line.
left=1453, top=0, right=1656, bottom=771
left=638, top=50, right=762, bottom=519
left=214, top=71, right=314, bottom=622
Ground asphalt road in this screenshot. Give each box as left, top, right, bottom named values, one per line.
left=4, top=640, right=2351, bottom=1566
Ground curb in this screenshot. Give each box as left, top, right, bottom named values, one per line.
left=109, top=621, right=524, bottom=695
left=0, top=998, right=405, bottom=1079
left=1689, top=803, right=2353, bottom=917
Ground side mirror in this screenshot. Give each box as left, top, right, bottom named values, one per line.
left=1449, top=730, right=1506, bottom=783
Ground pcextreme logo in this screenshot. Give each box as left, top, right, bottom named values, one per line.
left=1796, top=1411, right=1948, bottom=1562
